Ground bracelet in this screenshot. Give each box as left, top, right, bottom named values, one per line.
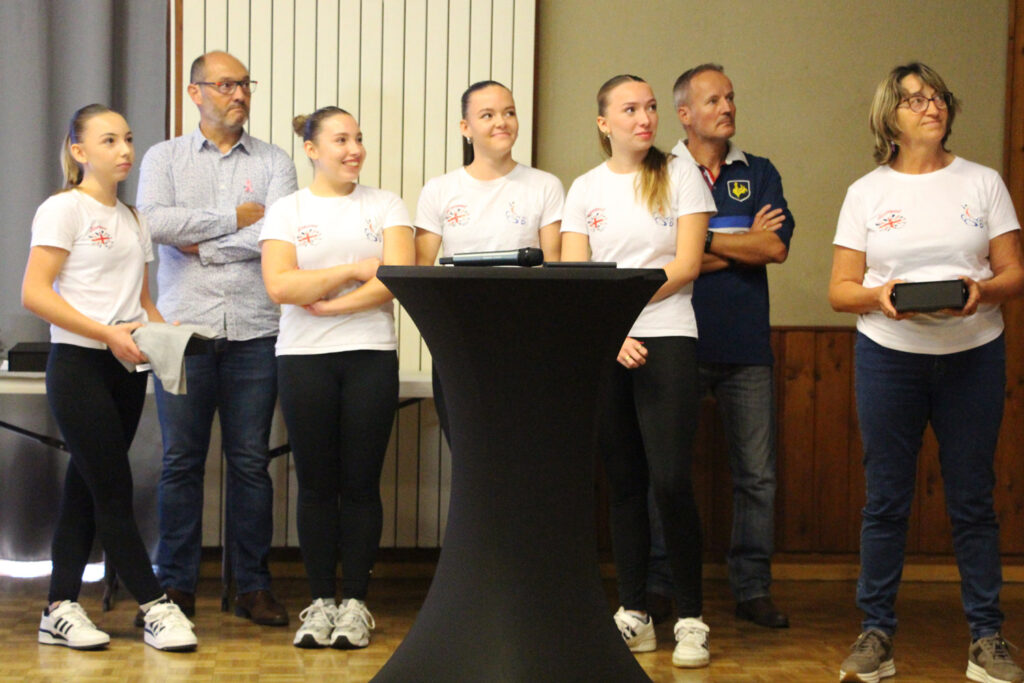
left=704, top=230, right=714, bottom=254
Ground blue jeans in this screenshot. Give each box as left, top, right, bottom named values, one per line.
left=648, top=363, right=776, bottom=603
left=855, top=333, right=1005, bottom=640
left=153, top=336, right=278, bottom=594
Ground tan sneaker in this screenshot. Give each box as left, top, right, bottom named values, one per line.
left=967, top=634, right=1024, bottom=683
left=840, top=629, right=894, bottom=682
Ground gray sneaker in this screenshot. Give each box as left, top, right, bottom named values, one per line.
left=967, top=634, right=1024, bottom=683
left=839, top=629, right=895, bottom=682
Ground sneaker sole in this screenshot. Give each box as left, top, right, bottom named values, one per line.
left=673, top=652, right=710, bottom=668
left=38, top=629, right=109, bottom=650
left=967, top=660, right=1019, bottom=683
left=331, top=635, right=369, bottom=649
left=627, top=637, right=656, bottom=653
left=839, top=659, right=895, bottom=682
left=293, top=633, right=330, bottom=649
left=144, top=634, right=197, bottom=652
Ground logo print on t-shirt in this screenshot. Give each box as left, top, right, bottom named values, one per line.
left=445, top=204, right=470, bottom=228
left=586, top=209, right=607, bottom=233
left=364, top=218, right=382, bottom=243
left=296, top=225, right=322, bottom=247
left=506, top=201, right=527, bottom=226
left=960, top=203, right=984, bottom=229
left=653, top=213, right=675, bottom=228
left=727, top=180, right=751, bottom=202
left=872, top=210, right=906, bottom=232
left=88, top=225, right=113, bottom=248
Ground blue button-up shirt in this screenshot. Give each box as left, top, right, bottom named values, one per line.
left=137, top=128, right=298, bottom=340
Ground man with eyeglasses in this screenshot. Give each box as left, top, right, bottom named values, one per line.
left=644, top=63, right=795, bottom=632
left=137, top=50, right=297, bottom=627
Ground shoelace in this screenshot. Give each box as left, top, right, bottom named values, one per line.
left=675, top=620, right=709, bottom=646
left=299, top=601, right=336, bottom=628
left=338, top=601, right=375, bottom=631
left=852, top=630, right=886, bottom=654
left=57, top=602, right=96, bottom=629
left=146, top=602, right=194, bottom=629
left=982, top=635, right=1019, bottom=662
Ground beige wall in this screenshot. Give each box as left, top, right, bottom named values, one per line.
left=535, top=0, right=1009, bottom=326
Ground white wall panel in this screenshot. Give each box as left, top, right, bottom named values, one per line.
left=173, top=0, right=536, bottom=549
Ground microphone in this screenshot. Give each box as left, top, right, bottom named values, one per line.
left=439, top=247, right=544, bottom=267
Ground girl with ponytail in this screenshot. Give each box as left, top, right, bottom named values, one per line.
left=22, top=105, right=197, bottom=652
left=561, top=74, right=716, bottom=668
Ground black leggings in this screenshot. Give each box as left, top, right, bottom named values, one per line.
left=599, top=336, right=702, bottom=617
left=277, top=350, right=398, bottom=601
left=45, top=344, right=163, bottom=604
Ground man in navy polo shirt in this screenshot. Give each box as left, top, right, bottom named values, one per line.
left=648, top=63, right=795, bottom=629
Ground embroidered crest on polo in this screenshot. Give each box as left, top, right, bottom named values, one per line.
left=961, top=203, right=985, bottom=229
left=296, top=225, right=321, bottom=247
left=727, top=179, right=751, bottom=202
left=871, top=210, right=906, bottom=232
left=505, top=201, right=527, bottom=226
left=364, top=218, right=382, bottom=243
left=444, top=204, right=470, bottom=228
left=88, top=225, right=114, bottom=248
left=586, top=208, right=607, bottom=232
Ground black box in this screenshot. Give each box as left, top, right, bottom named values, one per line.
left=890, top=280, right=968, bottom=313
left=7, top=342, right=51, bottom=371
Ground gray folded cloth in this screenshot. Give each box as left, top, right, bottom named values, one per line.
left=120, top=323, right=218, bottom=394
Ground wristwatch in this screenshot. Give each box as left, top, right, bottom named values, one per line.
left=704, top=230, right=714, bottom=254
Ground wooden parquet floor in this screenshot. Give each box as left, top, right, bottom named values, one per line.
left=2, top=573, right=1023, bottom=682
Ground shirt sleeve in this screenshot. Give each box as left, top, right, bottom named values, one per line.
left=30, top=195, right=79, bottom=251
left=756, top=158, right=795, bottom=249
left=672, top=161, right=717, bottom=217
left=199, top=145, right=300, bottom=265
left=833, top=184, right=867, bottom=252
left=983, top=169, right=1021, bottom=239
left=383, top=191, right=413, bottom=229
left=560, top=176, right=589, bottom=235
left=539, top=172, right=565, bottom=226
left=137, top=211, right=155, bottom=263
left=258, top=193, right=297, bottom=245
left=414, top=176, right=444, bottom=235
left=136, top=141, right=238, bottom=247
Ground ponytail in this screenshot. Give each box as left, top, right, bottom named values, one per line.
left=60, top=103, right=115, bottom=190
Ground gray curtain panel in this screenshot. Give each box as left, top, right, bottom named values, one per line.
left=0, top=0, right=166, bottom=560
left=0, top=0, right=166, bottom=353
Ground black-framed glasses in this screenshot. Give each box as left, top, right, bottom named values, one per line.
left=193, top=79, right=257, bottom=95
left=899, top=92, right=951, bottom=113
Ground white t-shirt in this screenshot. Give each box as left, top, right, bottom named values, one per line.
left=834, top=156, right=1020, bottom=354
left=415, top=163, right=564, bottom=257
left=30, top=190, right=154, bottom=349
left=562, top=158, right=716, bottom=338
left=260, top=186, right=412, bottom=355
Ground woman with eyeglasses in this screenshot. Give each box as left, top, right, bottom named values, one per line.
left=414, top=80, right=564, bottom=438
left=829, top=62, right=1024, bottom=683
left=561, top=74, right=715, bottom=669
left=260, top=106, right=414, bottom=650
left=22, top=104, right=197, bottom=652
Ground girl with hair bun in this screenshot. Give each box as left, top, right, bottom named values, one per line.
left=561, top=74, right=716, bottom=669
left=22, top=104, right=197, bottom=652
left=260, top=105, right=414, bottom=650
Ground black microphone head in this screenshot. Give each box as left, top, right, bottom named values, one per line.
left=518, top=248, right=544, bottom=267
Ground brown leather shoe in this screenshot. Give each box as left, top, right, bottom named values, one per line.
left=133, top=587, right=196, bottom=627
left=736, top=596, right=789, bottom=628
left=235, top=589, right=289, bottom=626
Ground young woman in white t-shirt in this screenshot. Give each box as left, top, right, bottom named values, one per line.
left=21, top=104, right=197, bottom=652
left=260, top=106, right=414, bottom=651
left=829, top=63, right=1024, bottom=683
left=561, top=74, right=716, bottom=669
left=414, top=80, right=565, bottom=436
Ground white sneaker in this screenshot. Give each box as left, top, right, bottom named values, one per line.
left=614, top=606, right=656, bottom=653
left=331, top=599, right=375, bottom=649
left=143, top=601, right=197, bottom=652
left=294, top=599, right=338, bottom=649
left=673, top=616, right=710, bottom=668
left=38, top=601, right=110, bottom=650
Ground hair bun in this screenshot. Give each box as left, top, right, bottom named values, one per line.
left=292, top=114, right=309, bottom=137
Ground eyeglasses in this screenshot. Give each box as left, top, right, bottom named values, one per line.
left=898, top=92, right=951, bottom=113
left=193, top=79, right=257, bottom=95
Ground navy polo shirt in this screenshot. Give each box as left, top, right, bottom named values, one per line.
left=672, top=141, right=794, bottom=366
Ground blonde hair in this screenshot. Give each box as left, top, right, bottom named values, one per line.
left=869, top=62, right=960, bottom=165
left=596, top=74, right=671, bottom=216
left=61, top=103, right=115, bottom=189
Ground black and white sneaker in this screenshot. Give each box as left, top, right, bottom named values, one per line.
left=38, top=601, right=110, bottom=650
left=331, top=599, right=374, bottom=649
left=143, top=601, right=197, bottom=652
